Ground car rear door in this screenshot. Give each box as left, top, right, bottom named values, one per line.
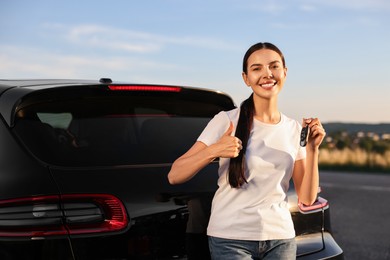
left=10, top=83, right=235, bottom=259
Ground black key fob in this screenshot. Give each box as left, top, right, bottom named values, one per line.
left=300, top=125, right=309, bottom=147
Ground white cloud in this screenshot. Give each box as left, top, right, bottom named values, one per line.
left=63, top=24, right=162, bottom=53
left=233, top=0, right=390, bottom=15
left=299, top=0, right=390, bottom=11
left=229, top=0, right=289, bottom=15
left=299, top=4, right=317, bottom=12
left=43, top=23, right=238, bottom=54
left=0, top=45, right=181, bottom=79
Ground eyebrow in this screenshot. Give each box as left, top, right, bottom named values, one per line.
left=249, top=60, right=282, bottom=68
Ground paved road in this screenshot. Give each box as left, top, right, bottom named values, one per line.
left=319, top=171, right=390, bottom=260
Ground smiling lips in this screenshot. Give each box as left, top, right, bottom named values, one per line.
left=259, top=81, right=277, bottom=90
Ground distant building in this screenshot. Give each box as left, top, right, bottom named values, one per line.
left=382, top=133, right=390, bottom=140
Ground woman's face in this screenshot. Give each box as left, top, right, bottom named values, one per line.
left=242, top=49, right=287, bottom=100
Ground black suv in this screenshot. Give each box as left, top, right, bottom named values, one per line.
left=0, top=79, right=343, bottom=259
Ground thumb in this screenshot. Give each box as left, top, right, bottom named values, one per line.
left=223, top=121, right=234, bottom=136
left=302, top=118, right=312, bottom=127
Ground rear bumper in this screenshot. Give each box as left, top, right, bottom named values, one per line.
left=297, top=232, right=344, bottom=259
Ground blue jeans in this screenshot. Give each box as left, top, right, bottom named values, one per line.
left=208, top=236, right=296, bottom=260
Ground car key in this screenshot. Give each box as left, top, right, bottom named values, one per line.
left=300, top=125, right=309, bottom=147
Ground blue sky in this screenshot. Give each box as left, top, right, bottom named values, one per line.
left=1, top=0, right=390, bottom=123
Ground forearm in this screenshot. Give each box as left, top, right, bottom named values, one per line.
left=299, top=148, right=320, bottom=205
left=168, top=145, right=216, bottom=185
left=168, top=123, right=242, bottom=185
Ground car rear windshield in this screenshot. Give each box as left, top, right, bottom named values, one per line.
left=12, top=86, right=234, bottom=166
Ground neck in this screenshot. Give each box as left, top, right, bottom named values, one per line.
left=252, top=95, right=280, bottom=124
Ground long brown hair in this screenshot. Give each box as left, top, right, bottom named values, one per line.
left=228, top=42, right=286, bottom=188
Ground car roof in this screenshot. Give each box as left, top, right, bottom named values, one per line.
left=0, top=78, right=232, bottom=95
left=0, top=79, right=103, bottom=97
left=0, top=78, right=235, bottom=127
left=0, top=78, right=101, bottom=87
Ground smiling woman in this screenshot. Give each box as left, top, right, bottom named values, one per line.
left=167, top=42, right=327, bottom=259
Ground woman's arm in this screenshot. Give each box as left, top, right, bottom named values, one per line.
left=292, top=118, right=326, bottom=206
left=292, top=152, right=320, bottom=206
left=168, top=122, right=242, bottom=185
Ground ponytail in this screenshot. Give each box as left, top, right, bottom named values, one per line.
left=228, top=94, right=254, bottom=188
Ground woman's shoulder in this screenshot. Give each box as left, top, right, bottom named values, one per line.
left=225, top=107, right=240, bottom=121
left=213, top=107, right=240, bottom=122
left=281, top=113, right=302, bottom=130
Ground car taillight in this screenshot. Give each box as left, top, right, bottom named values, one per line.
left=0, top=195, right=67, bottom=237
left=108, top=85, right=182, bottom=92
left=0, top=194, right=128, bottom=238
left=63, top=194, right=128, bottom=235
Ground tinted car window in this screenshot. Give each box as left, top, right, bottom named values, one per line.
left=12, top=87, right=229, bottom=166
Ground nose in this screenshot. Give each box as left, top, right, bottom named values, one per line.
left=264, top=66, right=273, bottom=78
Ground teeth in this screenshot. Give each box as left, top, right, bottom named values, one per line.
left=261, top=83, right=275, bottom=88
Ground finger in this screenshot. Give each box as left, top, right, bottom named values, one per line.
left=303, top=117, right=323, bottom=129
left=302, top=118, right=325, bottom=140
left=223, top=121, right=234, bottom=136
left=314, top=126, right=326, bottom=137
left=308, top=126, right=326, bottom=144
left=309, top=119, right=324, bottom=133
left=311, top=118, right=324, bottom=128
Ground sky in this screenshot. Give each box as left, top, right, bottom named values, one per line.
left=1, top=0, right=390, bottom=123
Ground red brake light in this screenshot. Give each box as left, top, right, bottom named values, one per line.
left=0, top=194, right=128, bottom=238
left=63, top=194, right=128, bottom=235
left=108, top=85, right=181, bottom=92
left=0, top=195, right=67, bottom=237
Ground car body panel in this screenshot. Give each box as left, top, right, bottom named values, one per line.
left=297, top=232, right=344, bottom=259
left=0, top=113, right=58, bottom=200
left=49, top=164, right=219, bottom=219
left=0, top=89, right=75, bottom=259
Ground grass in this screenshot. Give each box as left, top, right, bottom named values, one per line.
left=319, top=148, right=390, bottom=173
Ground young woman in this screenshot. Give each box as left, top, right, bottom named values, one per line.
left=168, top=42, right=326, bottom=259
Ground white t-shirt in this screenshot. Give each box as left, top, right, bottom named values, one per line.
left=197, top=108, right=306, bottom=241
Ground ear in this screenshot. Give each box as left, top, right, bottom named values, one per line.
left=283, top=67, right=288, bottom=77
left=242, top=72, right=250, bottom=87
